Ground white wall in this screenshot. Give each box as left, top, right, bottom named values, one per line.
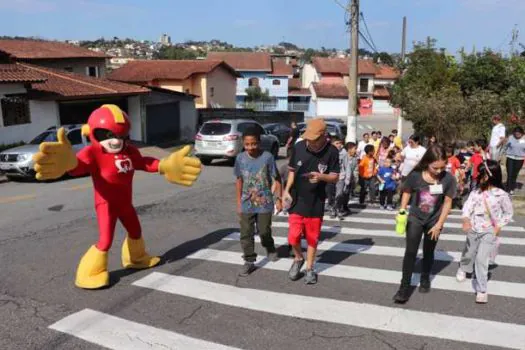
left=301, top=64, right=320, bottom=89
left=0, top=100, right=59, bottom=145
left=373, top=100, right=395, bottom=114
left=316, top=98, right=348, bottom=117
left=179, top=100, right=197, bottom=141
left=374, top=78, right=396, bottom=86
left=127, top=95, right=142, bottom=141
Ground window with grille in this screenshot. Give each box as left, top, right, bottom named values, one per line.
left=1, top=96, right=31, bottom=126
left=248, top=77, right=259, bottom=87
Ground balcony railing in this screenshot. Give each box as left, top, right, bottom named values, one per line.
left=237, top=102, right=278, bottom=111
left=288, top=102, right=310, bottom=112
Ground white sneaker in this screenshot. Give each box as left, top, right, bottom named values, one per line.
left=476, top=292, right=488, bottom=304
left=456, top=268, right=467, bottom=282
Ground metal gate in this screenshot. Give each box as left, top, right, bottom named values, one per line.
left=145, top=102, right=180, bottom=145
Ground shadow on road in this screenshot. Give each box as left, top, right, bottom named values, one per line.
left=107, top=227, right=237, bottom=287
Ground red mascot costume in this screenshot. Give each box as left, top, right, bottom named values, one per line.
left=32, top=105, right=202, bottom=289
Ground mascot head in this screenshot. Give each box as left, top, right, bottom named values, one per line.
left=82, top=105, right=131, bottom=154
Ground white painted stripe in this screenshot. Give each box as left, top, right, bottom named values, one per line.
left=187, top=249, right=525, bottom=300
left=224, top=233, right=525, bottom=268
left=332, top=208, right=463, bottom=220
left=276, top=215, right=524, bottom=232
left=49, top=308, right=242, bottom=350
left=271, top=221, right=525, bottom=246
left=134, top=273, right=525, bottom=349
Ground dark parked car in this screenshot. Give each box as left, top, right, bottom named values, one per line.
left=263, top=123, right=291, bottom=146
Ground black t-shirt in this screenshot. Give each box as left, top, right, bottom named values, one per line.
left=290, top=127, right=300, bottom=145
left=288, top=140, right=340, bottom=217
left=401, top=170, right=457, bottom=225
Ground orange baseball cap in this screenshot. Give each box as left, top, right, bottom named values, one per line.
left=302, top=118, right=327, bottom=141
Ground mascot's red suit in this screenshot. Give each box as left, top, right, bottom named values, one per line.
left=32, top=105, right=202, bottom=289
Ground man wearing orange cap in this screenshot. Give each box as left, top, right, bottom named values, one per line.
left=32, top=105, right=202, bottom=289
left=283, top=118, right=340, bottom=284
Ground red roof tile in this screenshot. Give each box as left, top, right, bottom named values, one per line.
left=373, top=85, right=391, bottom=98
left=18, top=63, right=149, bottom=100
left=376, top=65, right=400, bottom=79
left=269, top=58, right=293, bottom=76
left=312, top=82, right=348, bottom=99
left=288, top=78, right=302, bottom=90
left=289, top=88, right=311, bottom=96
left=0, top=40, right=108, bottom=60
left=312, top=57, right=399, bottom=79
left=0, top=64, right=47, bottom=83
left=107, top=60, right=237, bottom=83
left=207, top=52, right=272, bottom=71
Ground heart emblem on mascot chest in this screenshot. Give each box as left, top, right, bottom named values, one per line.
left=115, top=156, right=134, bottom=174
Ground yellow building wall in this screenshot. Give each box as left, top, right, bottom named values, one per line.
left=156, top=68, right=235, bottom=109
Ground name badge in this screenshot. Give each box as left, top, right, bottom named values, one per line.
left=429, top=184, right=443, bottom=195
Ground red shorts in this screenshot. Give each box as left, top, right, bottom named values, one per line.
left=288, top=213, right=323, bottom=248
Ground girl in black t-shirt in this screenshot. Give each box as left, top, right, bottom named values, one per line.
left=393, top=145, right=457, bottom=303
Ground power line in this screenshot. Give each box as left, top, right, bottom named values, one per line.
left=359, top=31, right=378, bottom=53
left=360, top=11, right=379, bottom=52
left=332, top=0, right=347, bottom=11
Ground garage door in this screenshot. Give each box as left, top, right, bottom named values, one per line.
left=146, top=102, right=180, bottom=145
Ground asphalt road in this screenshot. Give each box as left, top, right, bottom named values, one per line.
left=2, top=143, right=525, bottom=350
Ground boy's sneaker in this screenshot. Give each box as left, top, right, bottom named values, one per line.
left=238, top=262, right=256, bottom=277
left=476, top=292, right=488, bottom=304
left=387, top=206, right=395, bottom=211
left=267, top=250, right=279, bottom=262
left=456, top=268, right=467, bottom=282
left=329, top=208, right=337, bottom=218
left=288, top=259, right=304, bottom=281
left=304, top=269, right=318, bottom=285
left=337, top=211, right=345, bottom=220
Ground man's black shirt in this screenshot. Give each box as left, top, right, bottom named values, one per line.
left=288, top=140, right=340, bottom=217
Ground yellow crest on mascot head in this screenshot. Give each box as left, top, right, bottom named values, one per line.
left=81, top=104, right=129, bottom=138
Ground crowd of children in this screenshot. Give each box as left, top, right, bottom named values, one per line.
left=233, top=122, right=514, bottom=303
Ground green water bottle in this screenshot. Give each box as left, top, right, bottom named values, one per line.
left=395, top=209, right=408, bottom=236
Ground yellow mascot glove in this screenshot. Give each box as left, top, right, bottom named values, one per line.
left=158, top=145, right=202, bottom=186
left=32, top=127, right=78, bottom=181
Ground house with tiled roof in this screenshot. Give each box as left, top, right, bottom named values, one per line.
left=303, top=57, right=400, bottom=117
left=0, top=40, right=108, bottom=78
left=0, top=62, right=198, bottom=147
left=107, top=59, right=238, bottom=108
left=207, top=52, right=295, bottom=112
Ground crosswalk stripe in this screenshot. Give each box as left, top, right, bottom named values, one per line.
left=49, top=308, right=243, bottom=350
left=271, top=221, right=525, bottom=246
left=278, top=209, right=464, bottom=220
left=299, top=216, right=524, bottom=232
left=134, top=272, right=525, bottom=350
left=223, top=233, right=525, bottom=268
left=187, top=249, right=525, bottom=300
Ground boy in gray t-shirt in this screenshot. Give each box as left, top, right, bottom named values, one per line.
left=234, top=127, right=282, bottom=276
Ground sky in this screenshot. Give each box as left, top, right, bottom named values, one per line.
left=0, top=0, right=524, bottom=54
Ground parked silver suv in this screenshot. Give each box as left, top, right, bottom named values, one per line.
left=0, top=124, right=89, bottom=180
left=194, top=119, right=280, bottom=165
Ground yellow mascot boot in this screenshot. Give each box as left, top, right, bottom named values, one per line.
left=121, top=236, right=161, bottom=269
left=75, top=245, right=110, bottom=289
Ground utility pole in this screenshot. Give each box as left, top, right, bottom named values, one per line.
left=397, top=16, right=407, bottom=140
left=346, top=0, right=359, bottom=143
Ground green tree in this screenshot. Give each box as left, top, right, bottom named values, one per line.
left=373, top=52, right=395, bottom=66
left=154, top=47, right=198, bottom=60
left=244, top=87, right=271, bottom=102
